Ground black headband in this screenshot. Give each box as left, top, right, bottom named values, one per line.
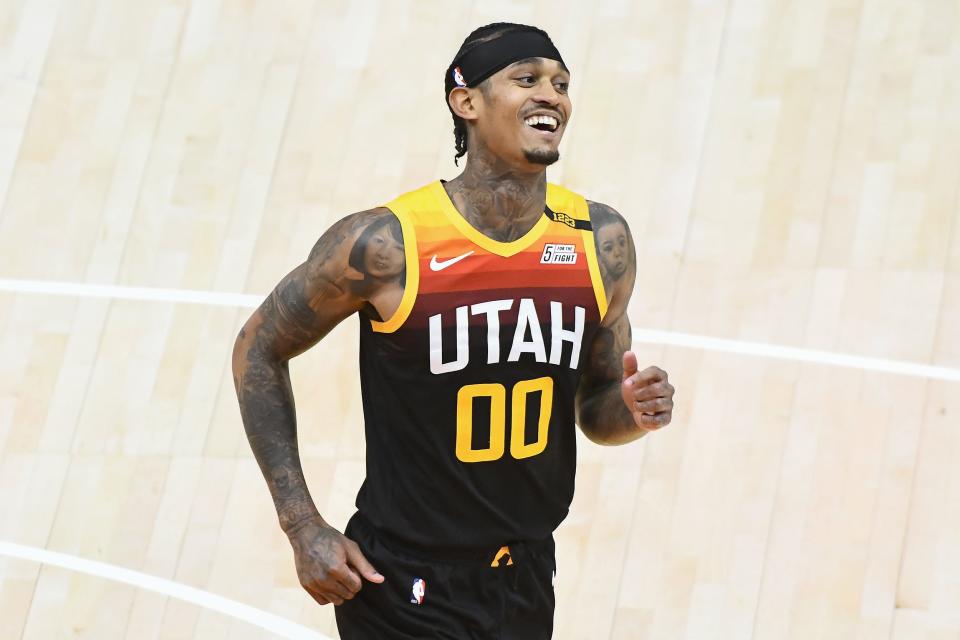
left=447, top=29, right=566, bottom=94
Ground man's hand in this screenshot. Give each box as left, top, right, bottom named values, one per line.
left=620, top=351, right=674, bottom=431
left=286, top=517, right=384, bottom=606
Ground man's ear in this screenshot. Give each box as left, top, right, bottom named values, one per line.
left=448, top=87, right=479, bottom=122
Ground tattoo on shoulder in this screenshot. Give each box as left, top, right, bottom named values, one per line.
left=257, top=267, right=328, bottom=353
left=245, top=208, right=406, bottom=361
left=588, top=201, right=635, bottom=293
left=336, top=209, right=406, bottom=313
left=306, top=208, right=392, bottom=276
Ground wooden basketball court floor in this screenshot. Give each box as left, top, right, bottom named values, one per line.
left=1, top=0, right=959, bottom=638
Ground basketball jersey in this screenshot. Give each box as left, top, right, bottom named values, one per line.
left=355, top=179, right=608, bottom=550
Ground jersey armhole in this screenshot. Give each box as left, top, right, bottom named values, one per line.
left=579, top=198, right=609, bottom=322
left=370, top=207, right=419, bottom=333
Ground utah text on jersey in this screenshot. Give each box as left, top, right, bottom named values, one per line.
left=429, top=299, right=585, bottom=374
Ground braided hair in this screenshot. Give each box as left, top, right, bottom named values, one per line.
left=445, top=23, right=557, bottom=166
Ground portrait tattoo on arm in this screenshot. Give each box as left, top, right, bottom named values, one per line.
left=591, top=201, right=634, bottom=295
left=345, top=215, right=406, bottom=321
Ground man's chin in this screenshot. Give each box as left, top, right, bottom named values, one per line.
left=522, top=147, right=560, bottom=166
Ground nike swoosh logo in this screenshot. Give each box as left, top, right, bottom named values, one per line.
left=430, top=251, right=474, bottom=271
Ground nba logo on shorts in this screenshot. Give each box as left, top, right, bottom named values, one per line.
left=410, top=577, right=426, bottom=605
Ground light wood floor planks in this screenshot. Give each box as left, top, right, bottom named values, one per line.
left=1, top=0, right=959, bottom=638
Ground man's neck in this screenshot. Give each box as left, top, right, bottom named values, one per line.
left=443, top=143, right=547, bottom=243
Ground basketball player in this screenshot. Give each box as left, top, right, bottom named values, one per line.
left=232, top=22, right=675, bottom=639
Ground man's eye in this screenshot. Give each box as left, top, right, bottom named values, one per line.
left=555, top=82, right=569, bottom=92
left=517, top=75, right=536, bottom=83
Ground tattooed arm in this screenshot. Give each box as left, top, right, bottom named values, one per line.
left=575, top=201, right=674, bottom=445
left=232, top=207, right=403, bottom=605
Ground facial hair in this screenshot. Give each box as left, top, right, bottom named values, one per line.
left=522, top=147, right=560, bottom=165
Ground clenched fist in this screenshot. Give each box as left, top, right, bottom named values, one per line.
left=620, top=351, right=674, bottom=430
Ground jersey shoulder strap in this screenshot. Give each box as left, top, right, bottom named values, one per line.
left=544, top=183, right=608, bottom=320
left=382, top=182, right=438, bottom=222
left=545, top=183, right=592, bottom=230
left=368, top=185, right=429, bottom=333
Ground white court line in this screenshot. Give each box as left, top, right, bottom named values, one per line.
left=633, top=329, right=960, bottom=383
left=1, top=277, right=958, bottom=382
left=0, top=278, right=264, bottom=308
left=0, top=541, right=331, bottom=640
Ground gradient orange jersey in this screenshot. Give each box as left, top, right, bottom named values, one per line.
left=355, top=180, right=607, bottom=550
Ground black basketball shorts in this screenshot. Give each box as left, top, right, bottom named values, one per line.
left=334, top=512, right=557, bottom=639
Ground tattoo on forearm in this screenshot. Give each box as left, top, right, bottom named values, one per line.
left=235, top=303, right=313, bottom=528
left=587, top=314, right=634, bottom=381
left=233, top=208, right=401, bottom=531
left=579, top=312, right=635, bottom=433
left=278, top=498, right=324, bottom=532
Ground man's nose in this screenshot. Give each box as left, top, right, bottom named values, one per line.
left=531, top=78, right=562, bottom=105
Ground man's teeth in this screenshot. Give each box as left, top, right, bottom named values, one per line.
left=524, top=115, right=559, bottom=131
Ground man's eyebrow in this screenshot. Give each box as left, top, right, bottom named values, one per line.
left=510, top=57, right=542, bottom=68
left=507, top=58, right=571, bottom=75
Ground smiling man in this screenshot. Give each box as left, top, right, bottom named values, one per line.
left=232, top=22, right=674, bottom=639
